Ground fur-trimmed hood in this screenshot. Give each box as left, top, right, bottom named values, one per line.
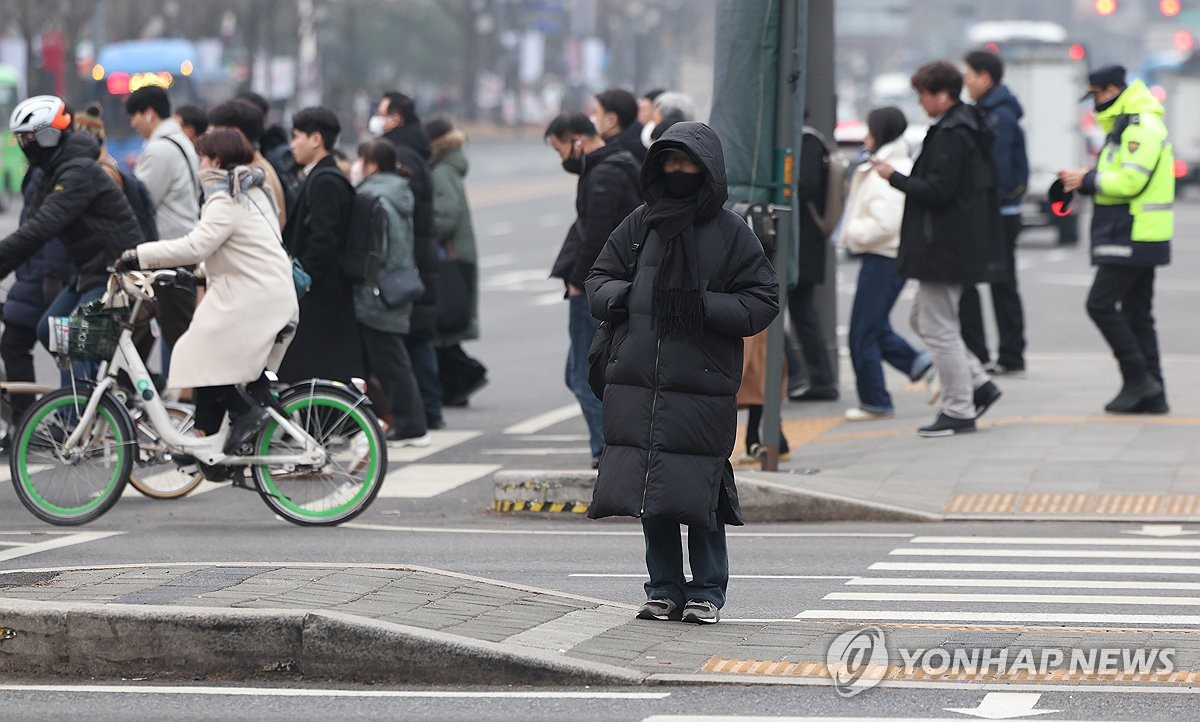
left=430, top=129, right=468, bottom=172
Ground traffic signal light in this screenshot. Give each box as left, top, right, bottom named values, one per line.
left=1175, top=29, right=1194, bottom=51
left=1095, top=0, right=1117, bottom=15
left=1161, top=0, right=1182, bottom=17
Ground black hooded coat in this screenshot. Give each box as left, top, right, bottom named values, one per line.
left=584, top=122, right=779, bottom=531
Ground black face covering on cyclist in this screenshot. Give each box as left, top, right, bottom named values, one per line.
left=662, top=171, right=705, bottom=198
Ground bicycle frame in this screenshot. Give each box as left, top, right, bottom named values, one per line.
left=60, top=275, right=327, bottom=469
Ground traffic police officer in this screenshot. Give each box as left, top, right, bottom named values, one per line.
left=1059, top=65, right=1173, bottom=414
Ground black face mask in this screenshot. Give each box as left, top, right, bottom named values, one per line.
left=561, top=155, right=583, bottom=175
left=662, top=171, right=704, bottom=198
left=1094, top=93, right=1119, bottom=113
left=20, top=142, right=58, bottom=169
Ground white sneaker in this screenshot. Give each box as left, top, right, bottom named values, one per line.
left=844, top=407, right=894, bottom=422
left=391, top=433, right=432, bottom=448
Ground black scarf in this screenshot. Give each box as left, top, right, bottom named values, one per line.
left=644, top=194, right=704, bottom=341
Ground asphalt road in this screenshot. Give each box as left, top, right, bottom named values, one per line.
left=3, top=138, right=1200, bottom=720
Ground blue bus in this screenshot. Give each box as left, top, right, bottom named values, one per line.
left=90, top=39, right=225, bottom=169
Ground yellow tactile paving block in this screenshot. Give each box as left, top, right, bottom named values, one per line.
left=945, top=493, right=1200, bottom=515
left=701, top=657, right=1200, bottom=684
left=731, top=416, right=844, bottom=467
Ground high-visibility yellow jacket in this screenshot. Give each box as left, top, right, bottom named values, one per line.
left=1081, top=80, right=1173, bottom=267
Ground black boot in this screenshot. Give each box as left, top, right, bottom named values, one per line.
left=1135, top=392, right=1170, bottom=415
left=1105, top=375, right=1163, bottom=414
left=224, top=404, right=271, bottom=455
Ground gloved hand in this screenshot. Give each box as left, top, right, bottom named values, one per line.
left=114, top=248, right=140, bottom=272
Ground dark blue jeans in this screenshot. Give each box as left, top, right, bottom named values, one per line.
left=848, top=254, right=925, bottom=412
left=405, top=335, right=444, bottom=427
left=37, top=285, right=106, bottom=386
left=642, top=517, right=729, bottom=608
left=566, top=294, right=604, bottom=459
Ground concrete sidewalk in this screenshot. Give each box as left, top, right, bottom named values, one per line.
left=3, top=563, right=1199, bottom=688
left=494, top=353, right=1200, bottom=522
left=751, top=352, right=1200, bottom=521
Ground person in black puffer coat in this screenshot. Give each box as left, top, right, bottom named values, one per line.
left=1, top=166, right=74, bottom=431
left=0, top=96, right=142, bottom=358
left=585, top=122, right=779, bottom=625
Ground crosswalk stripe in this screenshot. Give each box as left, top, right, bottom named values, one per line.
left=386, top=430, right=480, bottom=462
left=871, top=561, right=1200, bottom=575
left=846, top=577, right=1200, bottom=591
left=794, top=609, right=1200, bottom=625
left=908, top=535, right=1200, bottom=547
left=503, top=404, right=581, bottom=435
left=378, top=463, right=501, bottom=498
left=824, top=592, right=1200, bottom=606
left=891, top=548, right=1200, bottom=560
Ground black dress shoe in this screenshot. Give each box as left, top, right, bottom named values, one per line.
left=917, top=413, right=976, bottom=438
left=973, top=381, right=1003, bottom=418
left=224, top=405, right=271, bottom=455
left=1105, top=377, right=1163, bottom=414
left=1135, top=392, right=1170, bottom=415
left=790, top=386, right=839, bottom=402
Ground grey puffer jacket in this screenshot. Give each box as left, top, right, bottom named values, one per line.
left=353, top=172, right=418, bottom=334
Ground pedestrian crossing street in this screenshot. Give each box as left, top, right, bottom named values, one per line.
left=797, top=533, right=1200, bottom=628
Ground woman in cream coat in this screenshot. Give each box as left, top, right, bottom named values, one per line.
left=841, top=107, right=931, bottom=421
left=119, top=128, right=298, bottom=446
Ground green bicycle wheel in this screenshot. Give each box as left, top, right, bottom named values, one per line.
left=251, top=385, right=386, bottom=526
left=10, top=389, right=134, bottom=525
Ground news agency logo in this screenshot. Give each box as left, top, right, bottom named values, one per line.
left=826, top=626, right=888, bottom=697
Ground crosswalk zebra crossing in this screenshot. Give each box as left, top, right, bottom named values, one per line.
left=796, top=533, right=1200, bottom=628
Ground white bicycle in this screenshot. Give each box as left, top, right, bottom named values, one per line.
left=10, top=268, right=387, bottom=526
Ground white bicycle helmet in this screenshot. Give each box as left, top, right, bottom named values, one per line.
left=10, top=95, right=72, bottom=149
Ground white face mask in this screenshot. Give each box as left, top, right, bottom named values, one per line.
left=640, top=121, right=657, bottom=148
left=367, top=114, right=387, bottom=137
left=350, top=158, right=365, bottom=186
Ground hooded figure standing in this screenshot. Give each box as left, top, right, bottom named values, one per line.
left=585, top=122, right=779, bottom=624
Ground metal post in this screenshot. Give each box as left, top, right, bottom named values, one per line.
left=760, top=0, right=807, bottom=472
left=808, top=0, right=838, bottom=388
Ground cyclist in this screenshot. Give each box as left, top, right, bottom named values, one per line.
left=0, top=96, right=142, bottom=354
left=116, top=128, right=298, bottom=453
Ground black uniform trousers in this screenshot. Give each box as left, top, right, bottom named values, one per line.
left=959, top=214, right=1026, bottom=368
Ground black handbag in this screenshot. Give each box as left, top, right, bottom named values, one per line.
left=376, top=267, right=425, bottom=308
left=436, top=259, right=475, bottom=335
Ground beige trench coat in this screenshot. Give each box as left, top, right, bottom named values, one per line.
left=136, top=178, right=299, bottom=389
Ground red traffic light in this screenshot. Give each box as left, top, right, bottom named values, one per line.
left=1176, top=29, right=1194, bottom=51
left=1069, top=43, right=1086, bottom=61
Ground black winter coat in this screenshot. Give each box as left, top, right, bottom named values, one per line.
left=0, top=133, right=141, bottom=291
left=795, top=131, right=830, bottom=285
left=551, top=143, right=643, bottom=290
left=278, top=155, right=364, bottom=384
left=383, top=124, right=439, bottom=338
left=890, top=103, right=1005, bottom=284
left=585, top=122, right=779, bottom=531
left=4, top=168, right=73, bottom=329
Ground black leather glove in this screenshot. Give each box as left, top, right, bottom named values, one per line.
left=114, top=248, right=140, bottom=272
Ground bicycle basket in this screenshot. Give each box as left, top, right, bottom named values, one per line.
left=59, top=301, right=129, bottom=362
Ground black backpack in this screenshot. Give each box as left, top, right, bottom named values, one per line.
left=344, top=189, right=390, bottom=284
left=119, top=169, right=158, bottom=242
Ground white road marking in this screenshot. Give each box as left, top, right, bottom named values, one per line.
left=481, top=269, right=559, bottom=292
left=871, top=561, right=1200, bottom=575
left=824, top=591, right=1200, bottom=606
left=386, top=430, right=480, bottom=462
left=503, top=403, right=581, bottom=434
left=481, top=447, right=591, bottom=456
left=343, top=523, right=912, bottom=538
left=377, top=463, right=500, bottom=499
left=846, top=577, right=1200, bottom=591
left=945, top=692, right=1058, bottom=720
left=572, top=574, right=855, bottom=580
left=478, top=252, right=516, bottom=268
left=794, top=609, right=1200, bottom=625
left=531, top=291, right=567, bottom=306
left=0, top=531, right=123, bottom=563
left=0, top=684, right=668, bottom=700
left=891, top=548, right=1200, bottom=560
left=481, top=221, right=515, bottom=236
left=909, top=535, right=1200, bottom=547
left=514, top=434, right=591, bottom=442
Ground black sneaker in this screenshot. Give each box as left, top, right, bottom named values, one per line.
left=917, top=413, right=976, bottom=438
left=973, top=381, right=1003, bottom=418
left=681, top=599, right=721, bottom=624
left=984, top=361, right=1025, bottom=377
left=789, top=386, right=839, bottom=402
left=636, top=598, right=682, bottom=621
left=223, top=405, right=271, bottom=455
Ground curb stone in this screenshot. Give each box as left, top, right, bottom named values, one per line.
left=0, top=598, right=644, bottom=685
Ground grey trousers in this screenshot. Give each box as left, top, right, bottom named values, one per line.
left=911, top=282, right=989, bottom=420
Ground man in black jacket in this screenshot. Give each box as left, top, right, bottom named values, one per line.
left=0, top=96, right=142, bottom=357
left=546, top=113, right=642, bottom=468
left=372, top=91, right=445, bottom=430
left=277, top=106, right=364, bottom=385
left=592, top=88, right=647, bottom=163
left=874, top=61, right=1003, bottom=437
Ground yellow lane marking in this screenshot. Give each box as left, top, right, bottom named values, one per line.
left=701, top=658, right=1200, bottom=684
